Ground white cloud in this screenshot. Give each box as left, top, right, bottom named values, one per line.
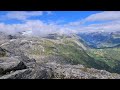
left=0, top=11, right=44, bottom=21
left=46, top=11, right=53, bottom=15
left=0, top=11, right=77, bottom=36
left=0, top=11, right=120, bottom=36
left=60, top=11, right=120, bottom=33
left=2, top=11, right=53, bottom=21
left=0, top=20, right=72, bottom=36
left=84, top=11, right=120, bottom=22
left=70, top=20, right=120, bottom=33
left=1, top=19, right=120, bottom=36
left=67, top=21, right=83, bottom=26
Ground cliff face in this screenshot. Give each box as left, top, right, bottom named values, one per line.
left=0, top=33, right=120, bottom=79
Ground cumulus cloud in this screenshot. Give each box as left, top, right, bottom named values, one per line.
left=0, top=20, right=75, bottom=36
left=84, top=11, right=120, bottom=22
left=70, top=20, right=120, bottom=33
left=0, top=11, right=120, bottom=36
left=0, top=19, right=120, bottom=36
left=61, top=11, right=120, bottom=33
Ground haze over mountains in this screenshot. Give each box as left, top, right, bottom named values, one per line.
left=78, top=31, right=120, bottom=48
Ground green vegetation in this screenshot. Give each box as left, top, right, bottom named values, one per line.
left=0, top=48, right=6, bottom=57
left=87, top=47, right=120, bottom=73
left=56, top=44, right=87, bottom=64
left=22, top=37, right=120, bottom=74
left=25, top=37, right=118, bottom=73
left=0, top=52, right=6, bottom=57
left=3, top=35, right=120, bottom=74
left=42, top=38, right=91, bottom=65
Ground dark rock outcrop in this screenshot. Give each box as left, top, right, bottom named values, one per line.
left=0, top=47, right=6, bottom=57
left=1, top=62, right=120, bottom=79
left=0, top=69, right=32, bottom=79
left=7, top=35, right=17, bottom=39
left=15, top=55, right=36, bottom=68
left=0, top=57, right=27, bottom=75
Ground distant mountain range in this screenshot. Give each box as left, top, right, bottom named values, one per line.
left=78, top=31, right=120, bottom=48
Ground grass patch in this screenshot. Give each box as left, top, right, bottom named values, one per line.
left=87, top=48, right=120, bottom=73
left=0, top=48, right=7, bottom=57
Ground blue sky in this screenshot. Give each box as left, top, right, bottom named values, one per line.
left=0, top=11, right=120, bottom=36
left=38, top=11, right=101, bottom=24
left=0, top=11, right=102, bottom=25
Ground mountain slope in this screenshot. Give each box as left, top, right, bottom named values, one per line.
left=87, top=47, right=120, bottom=74
left=0, top=32, right=120, bottom=79
left=0, top=33, right=113, bottom=71
left=78, top=31, right=120, bottom=48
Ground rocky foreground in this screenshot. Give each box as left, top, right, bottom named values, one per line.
left=0, top=55, right=120, bottom=79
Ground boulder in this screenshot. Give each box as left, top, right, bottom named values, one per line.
left=0, top=57, right=27, bottom=75
left=15, top=55, right=36, bottom=68
left=0, top=62, right=120, bottom=79
left=7, top=35, right=17, bottom=39
left=0, top=66, right=53, bottom=79
left=0, top=69, right=32, bottom=79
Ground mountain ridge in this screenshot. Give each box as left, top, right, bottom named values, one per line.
left=0, top=31, right=120, bottom=79
left=78, top=31, right=120, bottom=48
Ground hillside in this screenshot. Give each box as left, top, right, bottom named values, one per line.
left=0, top=32, right=120, bottom=79
left=0, top=33, right=92, bottom=65
left=0, top=33, right=111, bottom=69
left=87, top=47, right=120, bottom=74
left=78, top=31, right=120, bottom=48
left=77, top=31, right=120, bottom=74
